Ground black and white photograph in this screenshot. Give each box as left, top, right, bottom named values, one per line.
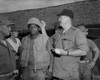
left=0, top=0, right=99, bottom=80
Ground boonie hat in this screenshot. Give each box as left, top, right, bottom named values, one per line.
left=27, top=17, right=42, bottom=28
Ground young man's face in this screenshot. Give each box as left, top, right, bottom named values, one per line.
left=58, top=16, right=71, bottom=29
left=2, top=25, right=11, bottom=36
left=29, top=24, right=40, bottom=35
left=11, top=31, right=19, bottom=37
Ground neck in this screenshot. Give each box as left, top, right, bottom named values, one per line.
left=10, top=36, right=17, bottom=42
left=30, top=33, right=39, bottom=39
left=11, top=35, right=16, bottom=39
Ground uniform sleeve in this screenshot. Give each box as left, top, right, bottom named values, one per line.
left=75, top=30, right=88, bottom=52
left=46, top=36, right=54, bottom=72
left=89, top=40, right=98, bottom=51
left=46, top=36, right=54, bottom=52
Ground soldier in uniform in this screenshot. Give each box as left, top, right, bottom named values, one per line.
left=0, top=18, right=17, bottom=80
left=78, top=25, right=100, bottom=80
left=47, top=9, right=89, bottom=80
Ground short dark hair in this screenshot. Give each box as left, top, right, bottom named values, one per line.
left=57, top=9, right=74, bottom=19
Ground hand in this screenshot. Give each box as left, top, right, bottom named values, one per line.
left=41, top=20, right=46, bottom=28
left=54, top=48, right=68, bottom=55
left=13, top=70, right=19, bottom=74
left=87, top=61, right=95, bottom=70
left=60, top=49, right=68, bottom=55
left=54, top=48, right=61, bottom=55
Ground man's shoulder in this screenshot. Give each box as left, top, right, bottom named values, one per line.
left=87, top=39, right=94, bottom=43
left=68, top=27, right=82, bottom=37
left=0, top=41, right=7, bottom=51
left=74, top=27, right=82, bottom=33
left=68, top=27, right=82, bottom=35
left=21, top=36, right=29, bottom=42
left=87, top=39, right=96, bottom=47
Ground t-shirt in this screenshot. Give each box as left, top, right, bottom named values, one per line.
left=7, top=38, right=21, bottom=53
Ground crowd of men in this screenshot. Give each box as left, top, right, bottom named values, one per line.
left=0, top=9, right=99, bottom=80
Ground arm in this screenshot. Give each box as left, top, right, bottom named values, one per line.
left=18, top=37, right=25, bottom=54
left=87, top=40, right=100, bottom=69
left=46, top=37, right=54, bottom=72
left=67, top=49, right=86, bottom=56
left=41, top=20, right=49, bottom=38
left=54, top=48, right=86, bottom=57
left=93, top=47, right=99, bottom=62
left=54, top=29, right=88, bottom=57
left=92, top=42, right=100, bottom=62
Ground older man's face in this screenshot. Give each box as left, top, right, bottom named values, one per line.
left=2, top=25, right=12, bottom=36
left=58, top=16, right=71, bottom=29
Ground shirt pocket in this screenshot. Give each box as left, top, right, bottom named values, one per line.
left=62, top=38, right=75, bottom=50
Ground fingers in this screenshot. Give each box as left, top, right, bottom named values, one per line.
left=41, top=20, right=45, bottom=23
left=87, top=64, right=91, bottom=70
left=55, top=49, right=61, bottom=54
left=52, top=48, right=61, bottom=54
left=41, top=20, right=46, bottom=27
left=87, top=62, right=95, bottom=70
left=13, top=69, right=19, bottom=74
left=51, top=49, right=55, bottom=52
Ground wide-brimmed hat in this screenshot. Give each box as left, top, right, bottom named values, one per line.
left=57, top=9, right=74, bottom=19
left=27, top=17, right=42, bottom=28
left=0, top=18, right=14, bottom=26
left=78, top=26, right=88, bottom=32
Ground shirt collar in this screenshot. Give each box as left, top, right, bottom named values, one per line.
left=63, top=26, right=75, bottom=34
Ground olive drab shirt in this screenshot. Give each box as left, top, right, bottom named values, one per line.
left=53, top=27, right=88, bottom=62
left=0, top=40, right=16, bottom=75
left=51, top=27, right=89, bottom=77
